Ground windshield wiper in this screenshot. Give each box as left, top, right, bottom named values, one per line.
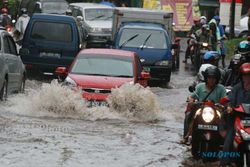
left=104, top=16, right=113, bottom=20
left=119, top=34, right=139, bottom=49
left=140, top=33, right=152, bottom=50
left=90, top=14, right=105, bottom=20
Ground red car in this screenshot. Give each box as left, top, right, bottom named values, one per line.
left=55, top=49, right=150, bottom=106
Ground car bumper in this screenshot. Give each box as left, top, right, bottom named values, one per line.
left=143, top=65, right=172, bottom=82
left=87, top=33, right=111, bottom=43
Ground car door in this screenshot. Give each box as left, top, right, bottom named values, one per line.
left=2, top=33, right=20, bottom=90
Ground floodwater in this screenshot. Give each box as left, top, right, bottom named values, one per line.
left=0, top=41, right=220, bottom=167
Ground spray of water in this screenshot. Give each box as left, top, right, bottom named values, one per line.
left=4, top=80, right=163, bottom=122
left=107, top=83, right=162, bottom=122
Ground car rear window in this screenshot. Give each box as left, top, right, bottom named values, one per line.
left=31, top=21, right=72, bottom=42
left=42, top=2, right=68, bottom=14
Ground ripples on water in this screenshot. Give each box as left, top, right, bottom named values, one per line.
left=3, top=80, right=163, bottom=122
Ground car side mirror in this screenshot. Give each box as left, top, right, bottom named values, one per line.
left=140, top=71, right=150, bottom=80
left=19, top=48, right=29, bottom=56
left=171, top=43, right=178, bottom=49
left=188, top=85, right=195, bottom=92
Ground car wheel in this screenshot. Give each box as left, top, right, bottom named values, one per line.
left=0, top=79, right=8, bottom=101
left=19, top=75, right=25, bottom=93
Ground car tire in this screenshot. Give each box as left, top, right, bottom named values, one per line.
left=0, top=79, right=8, bottom=101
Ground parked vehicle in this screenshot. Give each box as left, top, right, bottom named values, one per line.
left=17, top=0, right=69, bottom=17
left=0, top=27, right=26, bottom=100
left=68, top=3, right=114, bottom=47
left=111, top=7, right=177, bottom=85
left=225, top=16, right=249, bottom=38
left=19, top=13, right=86, bottom=74
left=55, top=48, right=150, bottom=107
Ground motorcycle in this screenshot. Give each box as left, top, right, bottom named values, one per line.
left=184, top=86, right=226, bottom=161
left=233, top=103, right=250, bottom=167
left=194, top=42, right=210, bottom=73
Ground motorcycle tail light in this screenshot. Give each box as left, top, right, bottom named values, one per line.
left=202, top=107, right=215, bottom=123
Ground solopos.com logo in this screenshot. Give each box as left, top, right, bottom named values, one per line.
left=201, top=151, right=241, bottom=158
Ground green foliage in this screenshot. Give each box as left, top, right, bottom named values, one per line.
left=0, top=0, right=19, bottom=17
left=225, top=37, right=246, bottom=60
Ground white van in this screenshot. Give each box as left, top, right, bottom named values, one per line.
left=68, top=3, right=114, bottom=46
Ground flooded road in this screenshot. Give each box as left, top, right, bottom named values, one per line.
left=0, top=41, right=207, bottom=167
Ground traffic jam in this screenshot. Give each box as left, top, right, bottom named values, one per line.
left=0, top=0, right=250, bottom=166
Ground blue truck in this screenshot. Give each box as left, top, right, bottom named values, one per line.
left=111, top=8, right=176, bottom=85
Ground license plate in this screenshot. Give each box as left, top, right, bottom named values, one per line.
left=143, top=67, right=150, bottom=72
left=39, top=52, right=61, bottom=58
left=241, top=120, right=250, bottom=127
left=198, top=124, right=218, bottom=131
left=87, top=101, right=108, bottom=107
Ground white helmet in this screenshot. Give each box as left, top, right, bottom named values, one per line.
left=197, top=64, right=215, bottom=81
left=200, top=16, right=207, bottom=25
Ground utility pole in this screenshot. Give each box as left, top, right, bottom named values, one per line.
left=229, top=0, right=235, bottom=38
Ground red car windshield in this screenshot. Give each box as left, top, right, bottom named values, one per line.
left=71, top=55, right=134, bottom=77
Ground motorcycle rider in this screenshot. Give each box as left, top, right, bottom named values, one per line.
left=183, top=17, right=201, bottom=63
left=214, top=16, right=227, bottom=68
left=182, top=66, right=227, bottom=143
left=225, top=54, right=243, bottom=86
left=220, top=63, right=250, bottom=166
left=0, top=8, right=11, bottom=28
left=13, top=8, right=30, bottom=46
left=195, top=24, right=210, bottom=43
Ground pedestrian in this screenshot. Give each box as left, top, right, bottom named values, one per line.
left=220, top=63, right=250, bottom=166
left=13, top=8, right=30, bottom=46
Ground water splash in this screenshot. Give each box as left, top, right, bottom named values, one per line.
left=107, top=83, right=162, bottom=122
left=4, top=81, right=163, bottom=122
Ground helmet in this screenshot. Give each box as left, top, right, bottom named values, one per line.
left=203, top=51, right=220, bottom=61
left=198, top=64, right=215, bottom=81
left=1, top=8, right=8, bottom=14
left=239, top=63, right=250, bottom=75
left=200, top=16, right=207, bottom=25
left=21, top=8, right=27, bottom=14
left=200, top=16, right=207, bottom=21
left=238, top=41, right=250, bottom=53
left=201, top=24, right=209, bottom=30
left=202, top=66, right=221, bottom=84
left=232, top=54, right=242, bottom=65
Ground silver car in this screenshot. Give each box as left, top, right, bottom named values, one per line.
left=0, top=28, right=26, bottom=100
left=225, top=16, right=249, bottom=38
left=69, top=3, right=113, bottom=45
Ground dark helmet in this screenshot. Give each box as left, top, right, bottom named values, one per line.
left=21, top=8, right=27, bottom=15
left=240, top=63, right=250, bottom=76
left=202, top=66, right=221, bottom=84
left=238, top=41, right=250, bottom=53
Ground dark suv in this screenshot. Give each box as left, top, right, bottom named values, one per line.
left=19, top=13, right=86, bottom=74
